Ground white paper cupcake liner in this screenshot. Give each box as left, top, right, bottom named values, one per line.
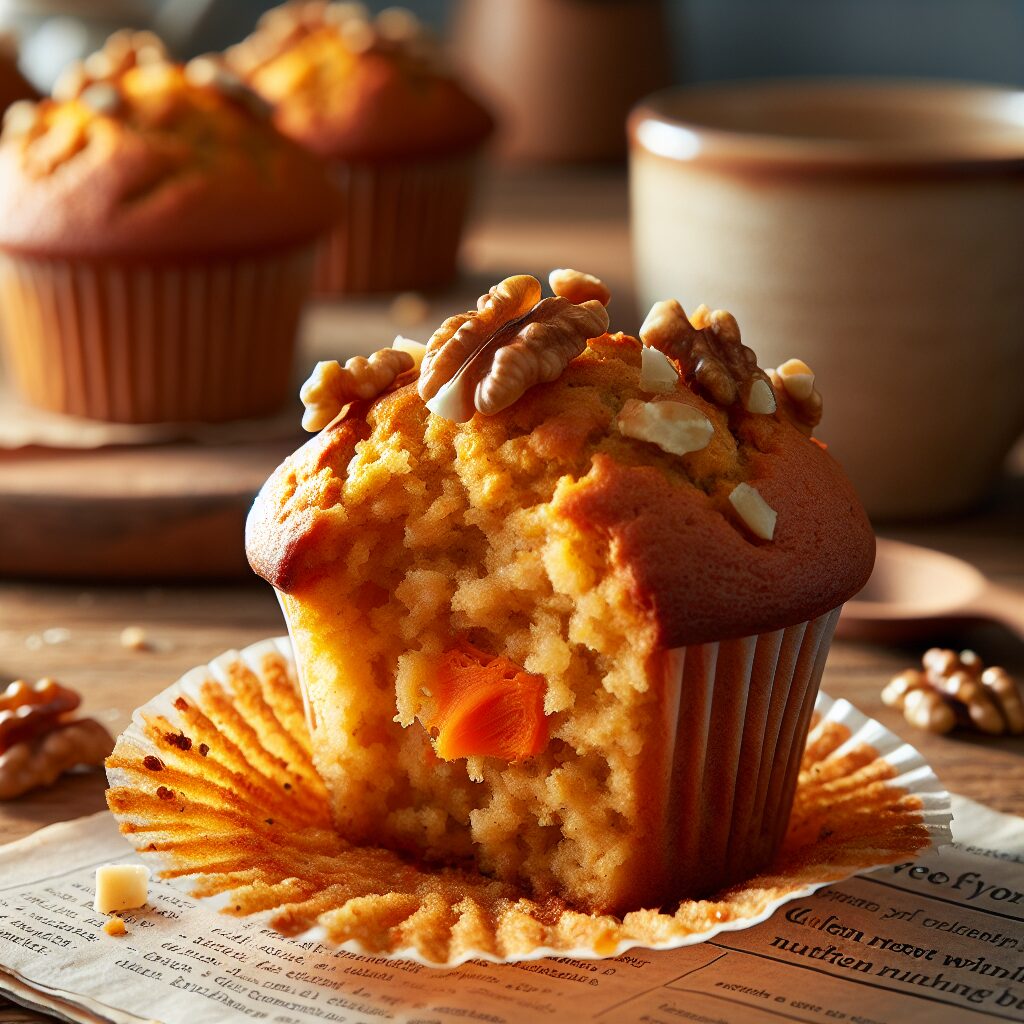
left=0, top=245, right=314, bottom=424
left=105, top=636, right=952, bottom=966
left=653, top=608, right=841, bottom=900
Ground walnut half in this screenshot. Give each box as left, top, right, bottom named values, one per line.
left=418, top=272, right=610, bottom=422
left=0, top=718, right=113, bottom=800
left=769, top=358, right=823, bottom=435
left=639, top=300, right=776, bottom=416
left=300, top=346, right=414, bottom=432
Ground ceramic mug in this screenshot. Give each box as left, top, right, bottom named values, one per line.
left=451, top=0, right=672, bottom=162
left=629, top=81, right=1024, bottom=520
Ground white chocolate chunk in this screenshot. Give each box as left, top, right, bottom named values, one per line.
left=94, top=864, right=150, bottom=914
left=617, top=399, right=713, bottom=456
left=729, top=483, right=777, bottom=541
left=640, top=346, right=678, bottom=393
left=392, top=335, right=426, bottom=372
left=745, top=377, right=777, bottom=414
left=775, top=358, right=815, bottom=401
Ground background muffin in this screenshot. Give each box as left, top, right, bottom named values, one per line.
left=229, top=2, right=494, bottom=296
left=0, top=30, right=339, bottom=424
left=247, top=272, right=874, bottom=914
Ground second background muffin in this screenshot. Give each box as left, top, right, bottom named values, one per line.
left=229, top=2, right=495, bottom=297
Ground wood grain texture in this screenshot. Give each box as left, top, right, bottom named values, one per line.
left=1, top=166, right=1022, bottom=1023
left=0, top=439, right=302, bottom=581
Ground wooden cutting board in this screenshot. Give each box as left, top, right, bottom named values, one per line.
left=0, top=438, right=301, bottom=581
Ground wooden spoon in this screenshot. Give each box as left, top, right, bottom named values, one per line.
left=838, top=537, right=1024, bottom=642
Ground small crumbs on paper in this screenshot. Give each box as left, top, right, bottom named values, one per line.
left=102, top=916, right=127, bottom=936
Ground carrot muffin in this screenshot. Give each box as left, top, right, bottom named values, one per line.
left=246, top=270, right=874, bottom=915
left=0, top=31, right=339, bottom=424
left=228, top=2, right=494, bottom=295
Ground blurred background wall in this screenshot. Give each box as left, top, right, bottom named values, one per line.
left=5, top=0, right=1023, bottom=93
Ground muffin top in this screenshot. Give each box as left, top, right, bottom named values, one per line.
left=0, top=31, right=340, bottom=259
left=227, top=3, right=494, bottom=160
left=247, top=270, right=874, bottom=648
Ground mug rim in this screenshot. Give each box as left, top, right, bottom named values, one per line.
left=629, top=78, right=1024, bottom=174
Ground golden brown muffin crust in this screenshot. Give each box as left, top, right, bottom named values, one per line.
left=0, top=58, right=340, bottom=258
left=248, top=334, right=873, bottom=647
left=229, top=4, right=494, bottom=160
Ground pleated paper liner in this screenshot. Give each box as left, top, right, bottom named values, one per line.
left=0, top=244, right=314, bottom=424
left=313, top=156, right=476, bottom=295
left=105, top=638, right=952, bottom=966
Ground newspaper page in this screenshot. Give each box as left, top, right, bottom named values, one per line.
left=0, top=794, right=1021, bottom=1024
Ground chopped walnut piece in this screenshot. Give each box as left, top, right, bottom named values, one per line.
left=884, top=650, right=1024, bottom=736
left=769, top=358, right=823, bottom=435
left=52, top=30, right=168, bottom=101
left=0, top=678, right=81, bottom=753
left=640, top=346, right=679, bottom=393
left=2, top=99, right=39, bottom=139
left=376, top=6, right=422, bottom=42
left=80, top=82, right=123, bottom=115
left=300, top=348, right=414, bottom=432
left=0, top=718, right=113, bottom=800
left=229, top=1, right=437, bottom=77
left=338, top=17, right=376, bottom=53
left=391, top=336, right=427, bottom=371
left=184, top=55, right=271, bottom=117
left=901, top=684, right=957, bottom=734
left=982, top=667, right=1024, bottom=733
left=548, top=269, right=611, bottom=307
left=617, top=399, right=713, bottom=456
left=639, top=300, right=775, bottom=415
left=419, top=273, right=609, bottom=422
left=728, top=483, right=777, bottom=541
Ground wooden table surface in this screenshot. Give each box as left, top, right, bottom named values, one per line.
left=1, top=167, right=1022, bottom=1022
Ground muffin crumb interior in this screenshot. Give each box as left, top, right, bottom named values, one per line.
left=282, top=333, right=749, bottom=912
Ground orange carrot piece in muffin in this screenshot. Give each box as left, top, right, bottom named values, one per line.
left=424, top=643, right=547, bottom=762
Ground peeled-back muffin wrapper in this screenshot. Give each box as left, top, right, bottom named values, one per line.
left=0, top=245, right=314, bottom=424
left=314, top=155, right=476, bottom=295
left=105, top=630, right=952, bottom=966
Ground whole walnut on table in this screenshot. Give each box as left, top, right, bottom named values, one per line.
left=0, top=677, right=113, bottom=799
left=882, top=649, right=1024, bottom=736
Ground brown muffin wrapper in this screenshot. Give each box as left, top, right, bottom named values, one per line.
left=314, top=155, right=477, bottom=296
left=0, top=245, right=314, bottom=424
left=657, top=606, right=843, bottom=898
